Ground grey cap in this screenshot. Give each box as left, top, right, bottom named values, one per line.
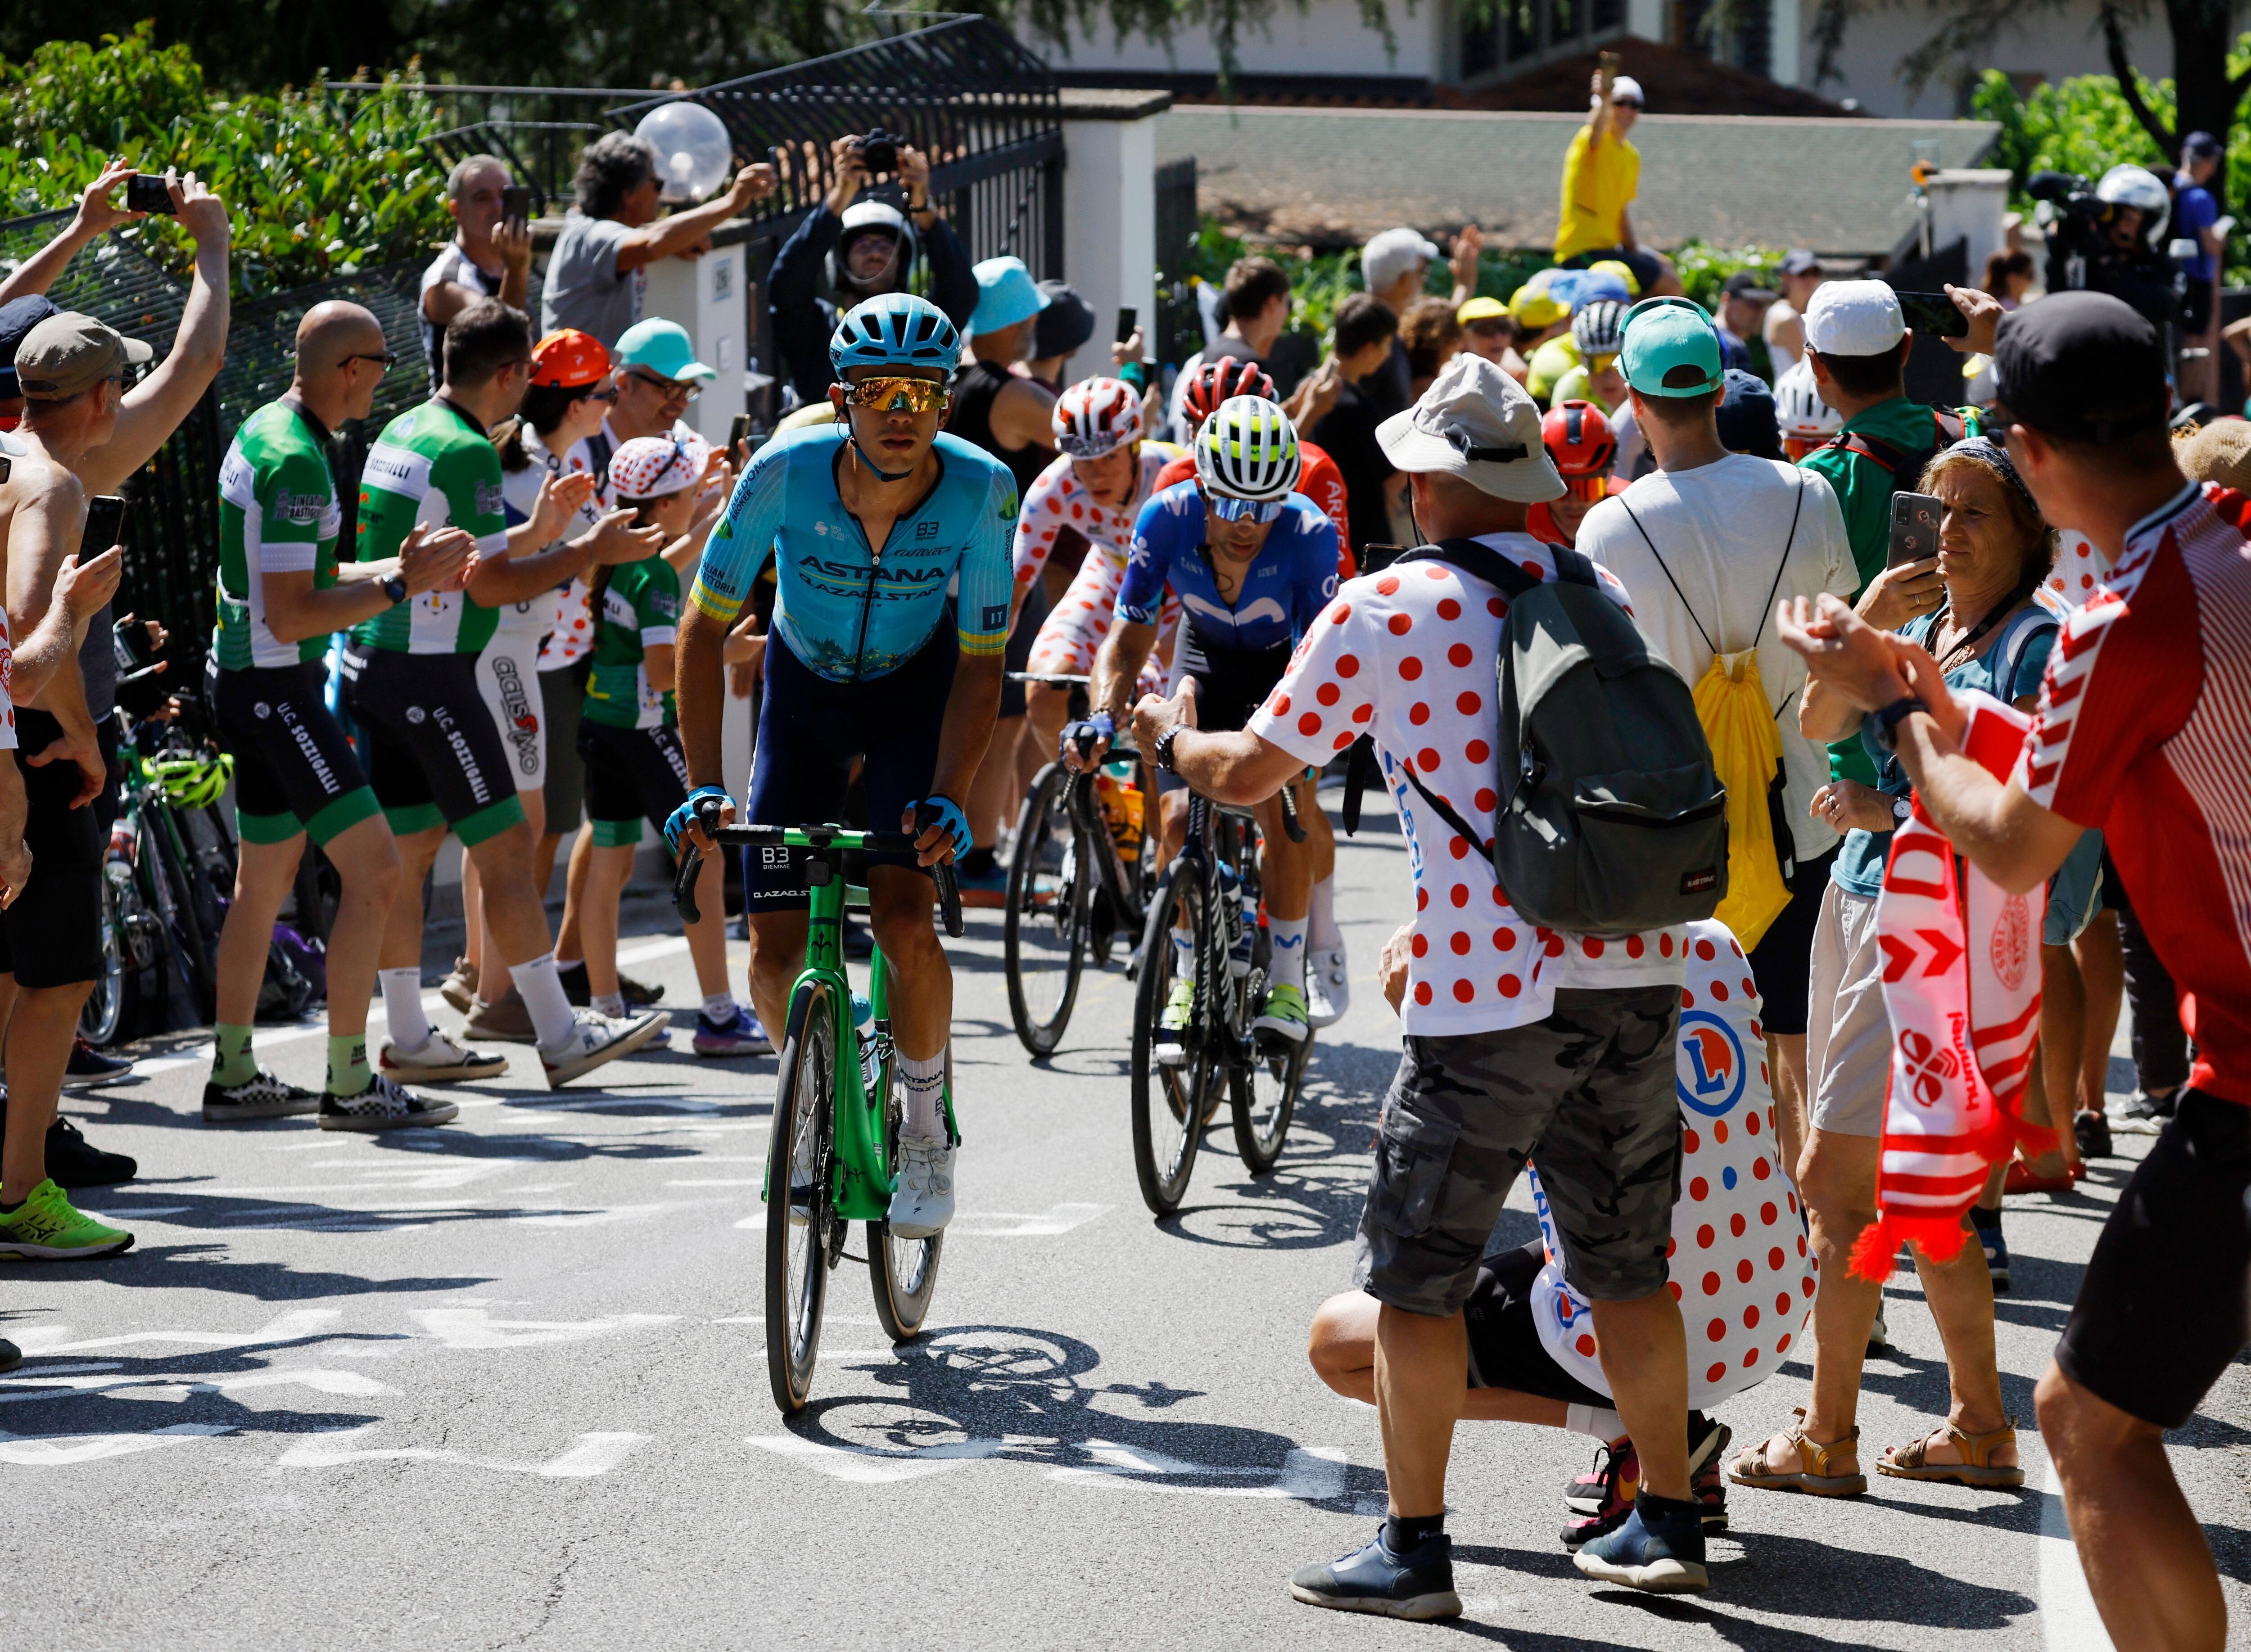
left=14, top=311, right=152, bottom=401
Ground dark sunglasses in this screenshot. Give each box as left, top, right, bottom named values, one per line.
left=344, top=352, right=398, bottom=371
left=570, top=383, right=619, bottom=404
left=630, top=368, right=697, bottom=399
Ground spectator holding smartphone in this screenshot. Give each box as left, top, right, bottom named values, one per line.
left=419, top=154, right=534, bottom=376
left=768, top=133, right=978, bottom=406
left=541, top=131, right=776, bottom=349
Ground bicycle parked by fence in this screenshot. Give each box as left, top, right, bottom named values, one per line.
left=1128, top=782, right=1309, bottom=1217
left=673, top=807, right=964, bottom=1414
left=1003, top=671, right=1156, bottom=1057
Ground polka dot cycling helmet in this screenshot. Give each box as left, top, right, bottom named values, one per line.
left=1179, top=356, right=1278, bottom=432
left=1541, top=399, right=1618, bottom=477
left=1052, top=376, right=1144, bottom=458
left=1194, top=395, right=1302, bottom=501
left=1572, top=298, right=1627, bottom=361
left=828, top=292, right=959, bottom=374
left=1774, top=358, right=1842, bottom=441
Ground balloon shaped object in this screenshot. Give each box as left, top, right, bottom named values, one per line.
left=634, top=101, right=735, bottom=204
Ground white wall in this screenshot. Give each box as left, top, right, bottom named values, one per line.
left=641, top=244, right=749, bottom=447
left=1028, top=0, right=1447, bottom=81
left=1058, top=116, right=1159, bottom=386
left=1791, top=0, right=2176, bottom=118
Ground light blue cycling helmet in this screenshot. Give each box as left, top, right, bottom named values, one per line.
left=828, top=292, right=959, bottom=373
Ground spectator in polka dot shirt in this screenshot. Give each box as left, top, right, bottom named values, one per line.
left=1141, top=353, right=1710, bottom=1607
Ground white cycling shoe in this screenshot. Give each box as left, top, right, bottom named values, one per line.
left=1307, top=944, right=1350, bottom=1028
left=886, top=1133, right=956, bottom=1239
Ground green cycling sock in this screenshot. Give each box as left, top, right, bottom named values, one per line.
left=327, top=1034, right=371, bottom=1098
left=212, top=1024, right=258, bottom=1088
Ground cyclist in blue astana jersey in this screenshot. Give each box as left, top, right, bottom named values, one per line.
left=672, top=293, right=1015, bottom=1239
left=1065, top=395, right=1337, bottom=1047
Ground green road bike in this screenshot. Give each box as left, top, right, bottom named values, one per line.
left=674, top=813, right=964, bottom=1414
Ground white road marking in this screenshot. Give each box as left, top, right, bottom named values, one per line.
left=0, top=1422, right=232, bottom=1464
left=746, top=1432, right=1350, bottom=1503
left=1054, top=1445, right=1347, bottom=1501
left=10, top=1309, right=342, bottom=1357
left=949, top=1203, right=1111, bottom=1237
left=665, top=1178, right=761, bottom=1186
left=410, top=1308, right=681, bottom=1349
left=0, top=1368, right=395, bottom=1406
left=275, top=1425, right=647, bottom=1477
left=746, top=1433, right=1007, bottom=1483
left=78, top=1205, right=192, bottom=1219
left=2041, top=1464, right=2119, bottom=1651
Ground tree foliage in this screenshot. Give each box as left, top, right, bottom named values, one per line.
left=0, top=26, right=453, bottom=298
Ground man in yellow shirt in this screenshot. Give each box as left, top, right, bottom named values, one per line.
left=1555, top=64, right=1681, bottom=298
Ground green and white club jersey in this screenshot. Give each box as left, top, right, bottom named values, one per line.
left=353, top=399, right=510, bottom=655
left=214, top=398, right=343, bottom=669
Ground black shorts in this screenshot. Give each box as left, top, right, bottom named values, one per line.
left=579, top=719, right=691, bottom=849
left=997, top=579, right=1049, bottom=720
left=338, top=644, right=525, bottom=847
left=2055, top=1090, right=2251, bottom=1428
left=541, top=664, right=588, bottom=832
left=1173, top=622, right=1292, bottom=731
left=1463, top=1240, right=1613, bottom=1405
left=210, top=660, right=380, bottom=846
left=0, top=707, right=104, bottom=987
left=1746, top=845, right=1836, bottom=1038
left=742, top=626, right=956, bottom=912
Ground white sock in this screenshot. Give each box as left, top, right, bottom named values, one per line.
left=1565, top=1403, right=1627, bottom=1441
left=592, top=992, right=625, bottom=1018
left=379, top=968, right=431, bottom=1051
left=1171, top=930, right=1196, bottom=975
left=1270, top=915, right=1308, bottom=993
left=513, top=953, right=579, bottom=1049
left=1308, top=877, right=1341, bottom=951
left=900, top=1048, right=947, bottom=1139
left=702, top=992, right=736, bottom=1021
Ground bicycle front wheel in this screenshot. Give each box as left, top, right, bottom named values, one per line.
left=1003, top=763, right=1087, bottom=1057
left=1233, top=1031, right=1308, bottom=1174
left=766, top=979, right=839, bottom=1413
left=1130, top=859, right=1211, bottom=1216
left=869, top=1048, right=946, bottom=1342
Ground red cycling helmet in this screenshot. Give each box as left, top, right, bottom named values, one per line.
left=531, top=329, right=612, bottom=389
left=1542, top=399, right=1617, bottom=501
left=1180, top=356, right=1279, bottom=432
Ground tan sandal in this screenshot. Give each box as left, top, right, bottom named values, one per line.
left=1726, top=1407, right=1867, bottom=1496
left=1876, top=1417, right=2025, bottom=1488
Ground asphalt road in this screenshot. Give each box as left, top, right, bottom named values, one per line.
left=4, top=790, right=2246, bottom=1651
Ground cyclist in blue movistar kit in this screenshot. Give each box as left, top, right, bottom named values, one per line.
left=1064, top=395, right=1338, bottom=1046
left=670, top=293, right=1015, bottom=1239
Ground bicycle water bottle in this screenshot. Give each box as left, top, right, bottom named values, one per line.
left=1217, top=862, right=1252, bottom=977
left=851, top=992, right=880, bottom=1097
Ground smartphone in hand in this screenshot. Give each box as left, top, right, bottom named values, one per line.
left=1888, top=491, right=1941, bottom=569
left=728, top=412, right=753, bottom=456
left=500, top=185, right=532, bottom=235
left=83, top=494, right=129, bottom=555
left=1114, top=307, right=1138, bottom=345
left=124, top=173, right=176, bottom=216
left=1894, top=290, right=1970, bottom=339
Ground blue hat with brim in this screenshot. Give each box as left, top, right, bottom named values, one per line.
left=970, top=256, right=1049, bottom=335
left=1620, top=296, right=1724, bottom=398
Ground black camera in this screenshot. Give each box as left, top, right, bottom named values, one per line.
left=2027, top=169, right=2182, bottom=329
left=854, top=128, right=904, bottom=175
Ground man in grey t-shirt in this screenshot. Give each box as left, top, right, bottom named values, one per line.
left=539, top=131, right=777, bottom=348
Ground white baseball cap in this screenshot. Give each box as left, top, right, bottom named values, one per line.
left=1610, top=75, right=1645, bottom=106
left=1804, top=279, right=1905, bottom=357
left=1363, top=226, right=1442, bottom=296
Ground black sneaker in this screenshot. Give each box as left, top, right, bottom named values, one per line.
left=203, top=1068, right=321, bottom=1123
left=63, top=1038, right=134, bottom=1090
left=45, top=1116, right=136, bottom=1187
left=319, top=1073, right=461, bottom=1132
left=2111, top=1090, right=2176, bottom=1136
left=1573, top=1493, right=1709, bottom=1593
left=0, top=1337, right=18, bottom=1372
left=2074, top=1110, right=2114, bottom=1160
left=1289, top=1527, right=1461, bottom=1620
left=557, top=960, right=664, bottom=1009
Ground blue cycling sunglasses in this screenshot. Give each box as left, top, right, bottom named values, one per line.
left=1205, top=492, right=1286, bottom=524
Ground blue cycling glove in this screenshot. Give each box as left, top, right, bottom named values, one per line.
left=664, top=786, right=732, bottom=856
left=912, top=794, right=972, bottom=862
left=1059, top=711, right=1116, bottom=762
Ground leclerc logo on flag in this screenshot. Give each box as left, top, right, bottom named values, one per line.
left=1676, top=1010, right=1746, bottom=1118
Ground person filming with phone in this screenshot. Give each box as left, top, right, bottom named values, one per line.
left=418, top=154, right=535, bottom=376
left=768, top=131, right=978, bottom=406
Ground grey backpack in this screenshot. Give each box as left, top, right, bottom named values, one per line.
left=1395, top=539, right=1728, bottom=936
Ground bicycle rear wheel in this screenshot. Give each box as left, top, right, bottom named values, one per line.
left=869, top=1048, right=946, bottom=1342
left=79, top=866, right=125, bottom=1046
left=1233, top=1032, right=1308, bottom=1174
left=766, top=979, right=839, bottom=1413
left=1130, top=859, right=1212, bottom=1217
left=1003, top=763, right=1087, bottom=1057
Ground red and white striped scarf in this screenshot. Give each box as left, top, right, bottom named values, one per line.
left=1851, top=691, right=2055, bottom=1278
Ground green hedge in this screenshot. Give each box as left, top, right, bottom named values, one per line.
left=0, top=25, right=454, bottom=299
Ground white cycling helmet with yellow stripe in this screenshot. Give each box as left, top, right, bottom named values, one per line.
left=1193, top=394, right=1302, bottom=506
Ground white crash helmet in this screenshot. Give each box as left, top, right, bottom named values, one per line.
left=1775, top=357, right=1842, bottom=442
left=826, top=199, right=920, bottom=297
left=2096, top=164, right=2172, bottom=250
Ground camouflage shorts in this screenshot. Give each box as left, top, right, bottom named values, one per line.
left=1355, top=986, right=1682, bottom=1317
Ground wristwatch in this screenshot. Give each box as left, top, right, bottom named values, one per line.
left=1892, top=795, right=1912, bottom=823
left=380, top=574, right=409, bottom=606
left=1869, top=695, right=1927, bottom=754
left=1153, top=724, right=1185, bottom=773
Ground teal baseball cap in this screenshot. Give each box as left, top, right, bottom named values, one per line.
left=969, top=256, right=1049, bottom=335
left=614, top=317, right=716, bottom=382
left=1619, top=296, right=1723, bottom=397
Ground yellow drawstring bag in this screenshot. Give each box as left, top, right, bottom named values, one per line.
left=1693, top=648, right=1790, bottom=951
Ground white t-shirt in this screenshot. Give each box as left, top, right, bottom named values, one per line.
left=1576, top=456, right=1856, bottom=864
left=1528, top=917, right=1815, bottom=1408
left=496, top=427, right=606, bottom=647
left=419, top=240, right=501, bottom=373
left=1248, top=538, right=1686, bottom=1036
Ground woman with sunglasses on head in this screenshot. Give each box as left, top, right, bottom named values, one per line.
left=1060, top=395, right=1340, bottom=1049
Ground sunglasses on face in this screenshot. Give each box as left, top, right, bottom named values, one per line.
left=1206, top=492, right=1285, bottom=525
left=630, top=368, right=698, bottom=401
left=1058, top=432, right=1132, bottom=460
left=844, top=375, right=951, bottom=414
left=570, top=382, right=619, bottom=404
left=1561, top=473, right=1610, bottom=502
left=345, top=352, right=398, bottom=372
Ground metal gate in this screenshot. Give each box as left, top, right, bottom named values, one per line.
left=1153, top=157, right=1201, bottom=370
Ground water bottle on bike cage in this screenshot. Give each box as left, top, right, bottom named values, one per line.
left=1094, top=765, right=1145, bottom=863
left=851, top=991, right=880, bottom=1098
left=1217, top=861, right=1252, bottom=977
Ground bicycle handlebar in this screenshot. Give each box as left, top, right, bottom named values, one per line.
left=670, top=809, right=964, bottom=936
